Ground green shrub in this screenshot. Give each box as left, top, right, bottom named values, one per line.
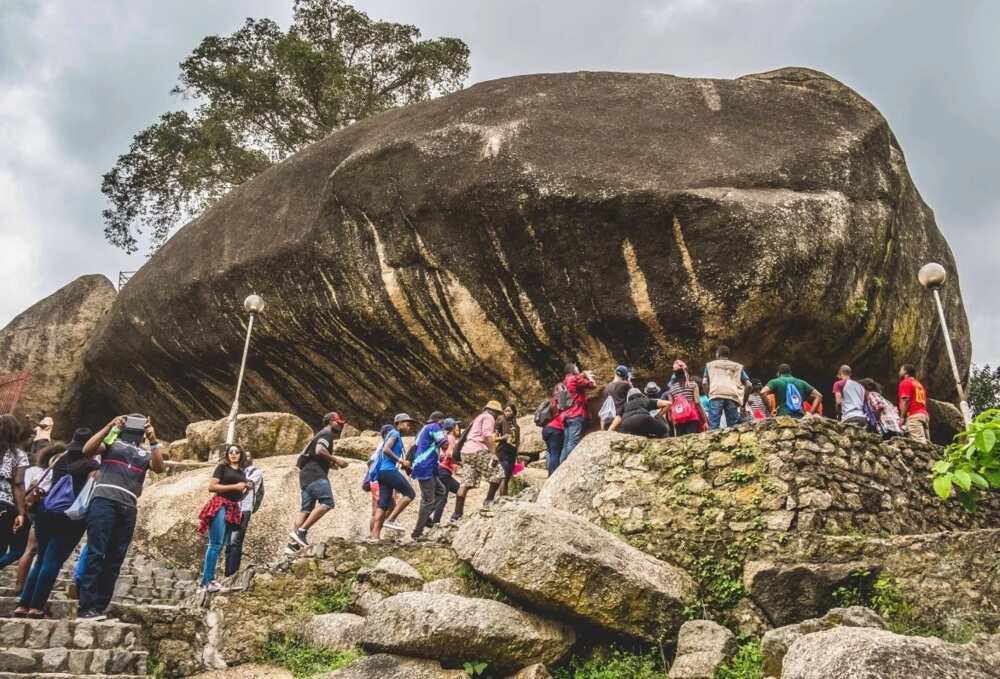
left=931, top=408, right=1000, bottom=512
left=553, top=649, right=666, bottom=679
left=259, top=633, right=361, bottom=678
left=715, top=640, right=763, bottom=679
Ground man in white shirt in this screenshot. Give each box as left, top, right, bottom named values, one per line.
left=225, top=452, right=263, bottom=577
left=834, top=365, right=868, bottom=428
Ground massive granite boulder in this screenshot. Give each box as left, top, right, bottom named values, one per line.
left=0, top=274, right=115, bottom=436
left=73, top=68, right=970, bottom=437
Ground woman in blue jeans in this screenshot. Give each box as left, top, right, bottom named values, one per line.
left=15, top=428, right=98, bottom=618
left=197, top=445, right=247, bottom=592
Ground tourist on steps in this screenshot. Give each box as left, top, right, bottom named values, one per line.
left=760, top=364, right=823, bottom=419
left=14, top=441, right=65, bottom=594
left=370, top=414, right=417, bottom=540
left=198, top=445, right=248, bottom=592
left=833, top=365, right=869, bottom=428
left=410, top=412, right=448, bottom=540
left=451, top=401, right=503, bottom=521
left=79, top=414, right=164, bottom=621
left=0, top=416, right=30, bottom=573
left=431, top=418, right=462, bottom=524
left=287, top=412, right=351, bottom=554
left=898, top=364, right=930, bottom=443
left=225, top=450, right=262, bottom=577
left=15, top=429, right=99, bottom=618
left=703, top=346, right=753, bottom=430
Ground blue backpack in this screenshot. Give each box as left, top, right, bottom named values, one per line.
left=42, top=474, right=76, bottom=513
left=785, top=382, right=804, bottom=414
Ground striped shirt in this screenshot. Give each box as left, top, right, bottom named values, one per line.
left=92, top=440, right=152, bottom=508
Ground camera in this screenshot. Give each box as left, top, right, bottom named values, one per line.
left=124, top=414, right=147, bottom=431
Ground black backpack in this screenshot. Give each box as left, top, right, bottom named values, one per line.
left=252, top=475, right=265, bottom=513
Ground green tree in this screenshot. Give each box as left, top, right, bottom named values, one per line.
left=967, top=364, right=1000, bottom=416
left=102, top=0, right=470, bottom=253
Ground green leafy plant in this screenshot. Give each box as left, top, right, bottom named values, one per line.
left=931, top=408, right=1000, bottom=512
left=145, top=655, right=166, bottom=679
left=259, top=633, right=361, bottom=678
left=715, top=640, right=763, bottom=679
left=849, top=298, right=869, bottom=319
left=727, top=469, right=754, bottom=484
left=304, top=578, right=354, bottom=614
left=463, top=660, right=489, bottom=676
left=553, top=649, right=666, bottom=679
left=685, top=556, right=746, bottom=616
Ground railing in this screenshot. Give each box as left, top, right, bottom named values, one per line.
left=0, top=370, right=30, bottom=415
left=118, top=271, right=136, bottom=290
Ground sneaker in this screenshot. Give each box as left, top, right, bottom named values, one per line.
left=383, top=521, right=405, bottom=532
left=206, top=581, right=224, bottom=593
left=289, top=528, right=309, bottom=547
left=284, top=541, right=303, bottom=555
left=77, top=610, right=107, bottom=621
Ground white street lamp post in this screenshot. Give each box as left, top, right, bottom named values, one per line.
left=917, top=263, right=972, bottom=426
left=225, top=294, right=265, bottom=446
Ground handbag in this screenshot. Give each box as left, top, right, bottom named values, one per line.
left=64, top=477, right=95, bottom=521
left=42, top=474, right=75, bottom=513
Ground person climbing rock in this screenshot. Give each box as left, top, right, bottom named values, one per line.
left=560, top=363, right=597, bottom=463
left=666, top=360, right=705, bottom=436
left=898, top=364, right=930, bottom=442
left=370, top=414, right=417, bottom=540
left=198, top=445, right=247, bottom=592
left=859, top=379, right=904, bottom=439
left=432, top=418, right=462, bottom=524
left=225, top=450, right=262, bottom=576
left=452, top=401, right=503, bottom=521
left=0, top=415, right=30, bottom=576
left=410, top=412, right=448, bottom=540
left=600, top=365, right=632, bottom=431
left=744, top=379, right=770, bottom=421
left=287, top=412, right=351, bottom=554
left=485, top=405, right=520, bottom=503
left=619, top=388, right=671, bottom=438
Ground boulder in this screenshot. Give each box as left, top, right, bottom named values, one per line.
left=742, top=560, right=879, bottom=627
left=0, top=274, right=115, bottom=436
left=326, top=654, right=466, bottom=679
left=188, top=665, right=293, bottom=679
left=182, top=412, right=314, bottom=461
left=760, top=607, right=886, bottom=677
left=302, top=613, right=365, bottom=651
left=333, top=436, right=383, bottom=461
left=452, top=501, right=697, bottom=641
left=359, top=592, right=575, bottom=671
left=517, top=415, right=545, bottom=456
left=422, top=577, right=478, bottom=597
left=668, top=620, right=737, bottom=679
left=166, top=438, right=197, bottom=461
left=350, top=556, right=426, bottom=615
left=927, top=398, right=964, bottom=445
left=72, top=68, right=969, bottom=438
left=780, top=627, right=999, bottom=679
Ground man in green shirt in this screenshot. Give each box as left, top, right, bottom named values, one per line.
left=761, top=364, right=823, bottom=418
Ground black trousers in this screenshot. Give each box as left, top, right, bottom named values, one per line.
left=224, top=510, right=252, bottom=577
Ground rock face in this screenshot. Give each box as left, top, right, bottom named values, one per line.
left=0, top=274, right=115, bottom=436
left=780, top=627, right=1000, bottom=679
left=359, top=591, right=575, bottom=671
left=71, top=68, right=969, bottom=437
left=452, top=501, right=697, bottom=641
left=182, top=411, right=314, bottom=461
left=301, top=613, right=365, bottom=651
left=668, top=620, right=737, bottom=679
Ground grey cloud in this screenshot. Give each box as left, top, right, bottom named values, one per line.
left=1, top=0, right=996, bottom=365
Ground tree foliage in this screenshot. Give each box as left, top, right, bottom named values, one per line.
left=967, top=364, right=1000, bottom=416
left=102, top=0, right=470, bottom=253
left=931, top=408, right=1000, bottom=513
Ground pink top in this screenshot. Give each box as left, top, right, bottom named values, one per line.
left=460, top=412, right=495, bottom=455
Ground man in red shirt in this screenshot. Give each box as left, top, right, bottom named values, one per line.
left=897, top=364, right=930, bottom=443
left=559, top=362, right=597, bottom=464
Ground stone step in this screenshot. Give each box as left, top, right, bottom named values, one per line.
left=0, top=587, right=189, bottom=608
left=0, top=648, right=146, bottom=675
left=0, top=618, right=142, bottom=650
left=0, top=598, right=76, bottom=619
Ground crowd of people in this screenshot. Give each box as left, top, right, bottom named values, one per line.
left=0, top=349, right=933, bottom=616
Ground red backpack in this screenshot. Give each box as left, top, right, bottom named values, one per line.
left=670, top=392, right=700, bottom=424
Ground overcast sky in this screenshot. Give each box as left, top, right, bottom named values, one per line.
left=1, top=0, right=997, bottom=365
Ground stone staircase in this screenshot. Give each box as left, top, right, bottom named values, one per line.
left=0, top=550, right=200, bottom=678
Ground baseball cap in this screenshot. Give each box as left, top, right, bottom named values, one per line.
left=615, top=365, right=630, bottom=378
left=442, top=418, right=458, bottom=430
left=645, top=381, right=660, bottom=396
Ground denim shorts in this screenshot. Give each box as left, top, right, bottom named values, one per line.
left=300, top=478, right=335, bottom=512
left=376, top=469, right=415, bottom=510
